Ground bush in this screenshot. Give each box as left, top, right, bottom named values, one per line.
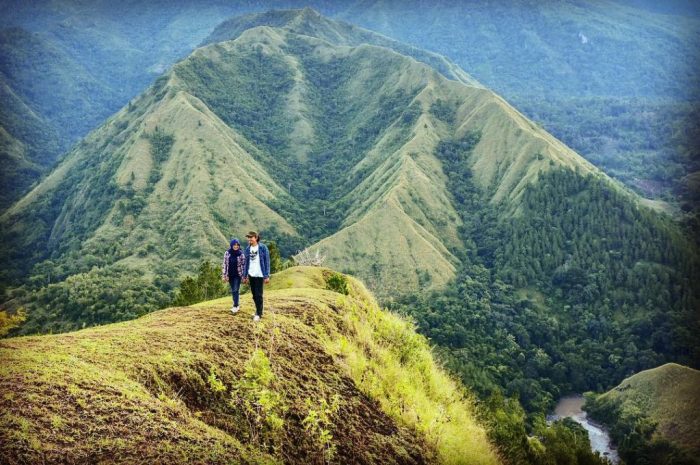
left=325, top=272, right=349, bottom=295
left=172, top=260, right=228, bottom=306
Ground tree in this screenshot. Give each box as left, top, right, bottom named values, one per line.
left=172, top=260, right=227, bottom=306
left=268, top=241, right=283, bottom=273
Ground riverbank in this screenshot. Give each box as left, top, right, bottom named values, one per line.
left=550, top=395, right=619, bottom=464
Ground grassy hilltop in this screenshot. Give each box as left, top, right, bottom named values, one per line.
left=0, top=267, right=500, bottom=465
left=585, top=363, right=700, bottom=464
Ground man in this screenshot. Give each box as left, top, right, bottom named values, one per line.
left=243, top=231, right=270, bottom=322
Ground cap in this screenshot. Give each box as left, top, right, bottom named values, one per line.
left=245, top=231, right=258, bottom=238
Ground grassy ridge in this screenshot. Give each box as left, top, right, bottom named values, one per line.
left=0, top=267, right=500, bottom=465
left=585, top=363, right=700, bottom=463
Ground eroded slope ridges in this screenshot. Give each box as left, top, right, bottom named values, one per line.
left=1, top=9, right=619, bottom=329
left=1, top=62, right=297, bottom=286
left=0, top=267, right=501, bottom=465
left=181, top=25, right=605, bottom=295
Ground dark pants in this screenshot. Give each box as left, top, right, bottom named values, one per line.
left=249, top=277, right=264, bottom=316
left=229, top=276, right=241, bottom=307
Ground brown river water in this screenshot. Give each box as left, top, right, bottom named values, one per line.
left=550, top=395, right=620, bottom=464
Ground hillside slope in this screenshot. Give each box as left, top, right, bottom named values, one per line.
left=585, top=363, right=700, bottom=459
left=0, top=267, right=500, bottom=465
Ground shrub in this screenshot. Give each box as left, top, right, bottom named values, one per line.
left=325, top=272, right=349, bottom=295
left=230, top=349, right=287, bottom=452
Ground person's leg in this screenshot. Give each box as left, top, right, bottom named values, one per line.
left=250, top=277, right=264, bottom=317
left=229, top=279, right=237, bottom=306
left=231, top=276, right=241, bottom=307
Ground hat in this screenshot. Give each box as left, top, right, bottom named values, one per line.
left=230, top=238, right=240, bottom=248
left=245, top=231, right=258, bottom=238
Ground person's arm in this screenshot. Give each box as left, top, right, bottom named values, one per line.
left=243, top=248, right=249, bottom=284
left=263, top=245, right=271, bottom=282
left=238, top=254, right=246, bottom=278
left=222, top=251, right=229, bottom=282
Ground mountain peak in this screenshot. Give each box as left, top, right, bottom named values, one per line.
left=202, top=8, right=482, bottom=87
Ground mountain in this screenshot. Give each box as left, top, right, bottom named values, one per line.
left=202, top=7, right=482, bottom=88
left=1, top=10, right=698, bottom=436
left=2, top=1, right=698, bottom=213
left=585, top=363, right=700, bottom=464
left=0, top=1, right=253, bottom=210
left=0, top=27, right=103, bottom=210
left=1, top=8, right=606, bottom=326
left=335, top=0, right=700, bottom=210
left=337, top=0, right=700, bottom=101
left=0, top=267, right=500, bottom=465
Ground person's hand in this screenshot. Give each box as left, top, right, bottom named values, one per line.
left=264, top=277, right=270, bottom=284
left=223, top=277, right=228, bottom=282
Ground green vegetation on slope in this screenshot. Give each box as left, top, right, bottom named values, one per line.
left=512, top=95, right=700, bottom=209
left=0, top=267, right=500, bottom=465
left=0, top=26, right=121, bottom=209
left=0, top=14, right=697, bottom=465
left=1, top=23, right=697, bottom=463
left=202, top=7, right=482, bottom=87
left=338, top=0, right=700, bottom=213
left=2, top=21, right=470, bottom=330
left=391, top=134, right=700, bottom=415
left=585, top=363, right=700, bottom=465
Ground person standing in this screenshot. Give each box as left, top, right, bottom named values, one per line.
left=243, top=231, right=270, bottom=322
left=222, top=238, right=246, bottom=314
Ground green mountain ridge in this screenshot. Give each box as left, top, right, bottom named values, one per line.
left=0, top=267, right=500, bottom=465
left=2, top=10, right=612, bottom=318
left=3, top=1, right=697, bottom=214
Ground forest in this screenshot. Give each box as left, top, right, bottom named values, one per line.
left=393, top=133, right=699, bottom=405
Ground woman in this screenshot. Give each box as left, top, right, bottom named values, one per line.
left=222, top=238, right=246, bottom=314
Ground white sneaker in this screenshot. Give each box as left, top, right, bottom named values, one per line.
left=231, top=306, right=239, bottom=314
left=253, top=314, right=261, bottom=322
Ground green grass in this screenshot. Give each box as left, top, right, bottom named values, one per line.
left=0, top=267, right=501, bottom=464
left=588, top=363, right=700, bottom=454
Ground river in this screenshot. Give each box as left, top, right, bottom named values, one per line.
left=549, top=395, right=620, bottom=464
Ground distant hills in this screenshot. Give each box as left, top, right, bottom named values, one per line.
left=0, top=267, right=500, bottom=465
left=339, top=0, right=700, bottom=100
left=0, top=1, right=245, bottom=210
left=585, top=363, right=700, bottom=464
left=0, top=27, right=106, bottom=210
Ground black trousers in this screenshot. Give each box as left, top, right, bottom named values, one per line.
left=249, top=277, right=264, bottom=316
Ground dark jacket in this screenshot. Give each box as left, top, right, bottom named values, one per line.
left=243, top=243, right=270, bottom=279
left=222, top=250, right=246, bottom=279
